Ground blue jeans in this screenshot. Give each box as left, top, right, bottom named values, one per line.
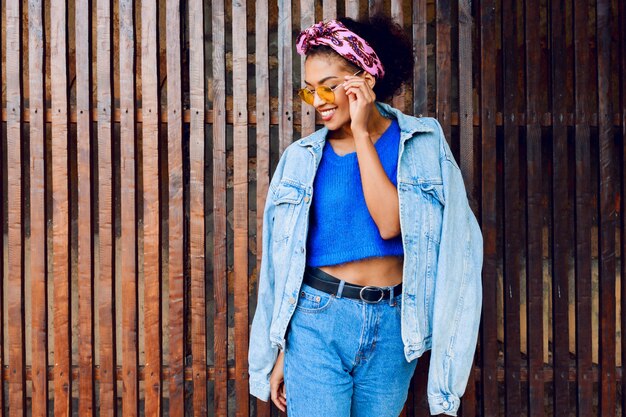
left=284, top=282, right=418, bottom=417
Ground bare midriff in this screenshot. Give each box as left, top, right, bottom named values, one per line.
left=318, top=255, right=404, bottom=287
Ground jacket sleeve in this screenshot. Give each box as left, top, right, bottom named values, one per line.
left=427, top=121, right=483, bottom=416
left=248, top=149, right=286, bottom=401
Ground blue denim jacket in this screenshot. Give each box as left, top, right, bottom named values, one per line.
left=249, top=102, right=483, bottom=416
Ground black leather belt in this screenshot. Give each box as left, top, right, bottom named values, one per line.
left=303, top=266, right=402, bottom=303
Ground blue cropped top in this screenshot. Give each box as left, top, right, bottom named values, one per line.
left=306, top=118, right=404, bottom=267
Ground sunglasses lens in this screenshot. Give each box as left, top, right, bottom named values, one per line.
left=298, top=88, right=315, bottom=105
left=316, top=86, right=335, bottom=104
left=298, top=86, right=337, bottom=105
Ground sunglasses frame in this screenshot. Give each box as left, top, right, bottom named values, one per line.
left=298, top=69, right=364, bottom=106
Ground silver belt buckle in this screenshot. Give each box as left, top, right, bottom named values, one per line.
left=359, top=286, right=385, bottom=303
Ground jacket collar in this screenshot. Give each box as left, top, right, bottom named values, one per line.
left=297, top=101, right=435, bottom=149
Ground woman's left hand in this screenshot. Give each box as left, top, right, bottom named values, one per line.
left=343, top=74, right=376, bottom=136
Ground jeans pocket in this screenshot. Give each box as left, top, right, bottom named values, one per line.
left=296, top=284, right=334, bottom=313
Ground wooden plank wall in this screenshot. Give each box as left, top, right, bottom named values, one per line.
left=1, top=0, right=625, bottom=415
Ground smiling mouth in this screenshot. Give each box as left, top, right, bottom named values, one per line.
left=319, top=108, right=337, bottom=119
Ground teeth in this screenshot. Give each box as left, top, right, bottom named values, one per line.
left=320, top=108, right=336, bottom=116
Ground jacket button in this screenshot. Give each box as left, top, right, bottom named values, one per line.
left=288, top=297, right=296, bottom=305
left=304, top=196, right=310, bottom=203
left=442, top=400, right=450, bottom=409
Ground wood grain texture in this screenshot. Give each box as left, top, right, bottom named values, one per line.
left=549, top=0, right=571, bottom=414
left=76, top=0, right=95, bottom=413
left=502, top=0, right=522, bottom=413
left=166, top=0, right=185, bottom=414
left=212, top=0, right=228, bottom=414
left=323, top=0, right=336, bottom=22
left=478, top=0, right=499, bottom=414
left=596, top=0, right=616, bottom=415
left=7, top=0, right=25, bottom=414
left=189, top=0, right=207, bottom=414
left=345, top=0, right=359, bottom=19
left=142, top=0, right=162, bottom=414
left=28, top=0, right=48, bottom=414
left=368, top=0, right=383, bottom=17
left=412, top=0, right=427, bottom=116
left=391, top=0, right=405, bottom=113
left=300, top=0, right=315, bottom=138
left=51, top=0, right=71, bottom=414
left=119, top=0, right=138, bottom=414
left=573, top=0, right=594, bottom=414
left=435, top=0, right=451, bottom=140
left=255, top=0, right=271, bottom=413
left=278, top=0, right=293, bottom=155
left=232, top=0, right=249, bottom=415
left=524, top=0, right=544, bottom=415
left=96, top=0, right=117, bottom=414
left=620, top=0, right=626, bottom=412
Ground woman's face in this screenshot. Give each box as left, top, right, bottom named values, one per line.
left=303, top=56, right=356, bottom=131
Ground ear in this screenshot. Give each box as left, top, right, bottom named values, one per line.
left=363, top=72, right=376, bottom=89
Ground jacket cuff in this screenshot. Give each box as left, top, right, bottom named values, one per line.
left=249, top=376, right=271, bottom=402
left=428, top=394, right=460, bottom=416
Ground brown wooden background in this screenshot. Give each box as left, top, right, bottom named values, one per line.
left=1, top=0, right=625, bottom=415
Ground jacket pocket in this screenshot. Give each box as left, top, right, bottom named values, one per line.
left=272, top=181, right=304, bottom=242
left=418, top=179, right=445, bottom=206
left=417, top=179, right=444, bottom=245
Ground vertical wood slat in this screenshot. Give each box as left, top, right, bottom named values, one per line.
left=620, top=0, right=626, bottom=412
left=0, top=0, right=4, bottom=409
left=212, top=0, right=228, bottom=413
left=412, top=0, right=427, bottom=117
left=232, top=0, right=249, bottom=416
left=119, top=0, right=138, bottom=414
left=51, top=0, right=71, bottom=414
left=76, top=0, right=95, bottom=413
left=28, top=0, right=48, bottom=414
left=255, top=0, right=271, bottom=414
left=502, top=0, right=522, bottom=413
left=524, top=0, right=545, bottom=415
left=368, top=0, right=384, bottom=17
left=478, top=0, right=499, bottom=414
left=97, top=0, right=116, bottom=413
left=549, top=0, right=571, bottom=414
left=278, top=0, right=293, bottom=155
left=166, top=0, right=185, bottom=414
left=345, top=0, right=359, bottom=19
left=7, top=0, right=25, bottom=414
left=435, top=0, right=451, bottom=140
left=322, top=0, right=336, bottom=22
left=189, top=0, right=207, bottom=413
left=390, top=0, right=404, bottom=113
left=573, top=0, right=594, bottom=414
left=457, top=1, right=475, bottom=415
left=142, top=0, right=162, bottom=413
left=596, top=0, right=616, bottom=415
left=300, top=0, right=315, bottom=138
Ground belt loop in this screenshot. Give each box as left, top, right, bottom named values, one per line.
left=389, top=285, right=395, bottom=306
left=336, top=280, right=346, bottom=299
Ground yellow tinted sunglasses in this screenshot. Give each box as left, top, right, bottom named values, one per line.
left=298, top=70, right=363, bottom=106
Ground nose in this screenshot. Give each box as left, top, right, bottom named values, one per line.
left=312, top=89, right=325, bottom=107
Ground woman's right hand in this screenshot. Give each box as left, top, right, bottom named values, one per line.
left=269, top=350, right=287, bottom=412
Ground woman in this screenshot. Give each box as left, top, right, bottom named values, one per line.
left=249, top=15, right=483, bottom=417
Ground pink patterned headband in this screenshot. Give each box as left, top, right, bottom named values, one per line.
left=296, top=20, right=385, bottom=79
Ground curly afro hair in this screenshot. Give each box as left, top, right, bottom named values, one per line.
left=304, top=14, right=413, bottom=102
